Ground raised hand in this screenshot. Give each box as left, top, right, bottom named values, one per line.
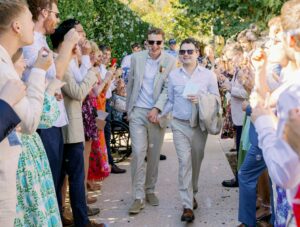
left=251, top=48, right=267, bottom=70
left=80, top=39, right=92, bottom=55
left=63, top=28, right=80, bottom=47
left=33, top=47, right=53, bottom=71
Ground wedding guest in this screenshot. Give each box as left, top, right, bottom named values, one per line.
left=251, top=1, right=300, bottom=225
left=24, top=0, right=78, bottom=203
left=161, top=38, right=220, bottom=222
left=51, top=19, right=105, bottom=227
left=126, top=28, right=176, bottom=214
left=99, top=44, right=126, bottom=174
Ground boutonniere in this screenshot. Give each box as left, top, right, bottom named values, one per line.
left=159, top=65, right=166, bottom=74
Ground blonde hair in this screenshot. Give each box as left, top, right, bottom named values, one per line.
left=89, top=40, right=99, bottom=54
left=0, top=0, right=28, bottom=33
left=268, top=16, right=281, bottom=28
left=281, top=0, right=300, bottom=31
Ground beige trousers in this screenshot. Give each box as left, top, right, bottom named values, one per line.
left=129, top=107, right=166, bottom=199
left=171, top=118, right=208, bottom=209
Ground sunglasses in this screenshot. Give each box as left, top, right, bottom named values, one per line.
left=148, top=40, right=163, bottom=46
left=46, top=9, right=59, bottom=19
left=179, top=49, right=196, bottom=55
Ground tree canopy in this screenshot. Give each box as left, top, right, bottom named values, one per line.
left=179, top=0, right=287, bottom=38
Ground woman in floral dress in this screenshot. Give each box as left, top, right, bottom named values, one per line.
left=13, top=52, right=62, bottom=227
left=87, top=47, right=110, bottom=187
left=15, top=93, right=61, bottom=227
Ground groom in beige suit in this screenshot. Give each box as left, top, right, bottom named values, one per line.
left=126, top=28, right=176, bottom=214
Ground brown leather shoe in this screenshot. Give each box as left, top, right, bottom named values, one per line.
left=62, top=216, right=74, bottom=227
left=193, top=197, right=198, bottom=210
left=62, top=207, right=74, bottom=226
left=87, top=195, right=97, bottom=204
left=111, top=164, right=126, bottom=174
left=181, top=208, right=195, bottom=222
left=85, top=220, right=107, bottom=227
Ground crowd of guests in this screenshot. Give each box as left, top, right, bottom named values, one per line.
left=208, top=1, right=300, bottom=226
left=2, top=0, right=300, bottom=227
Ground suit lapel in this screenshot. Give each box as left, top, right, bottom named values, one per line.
left=154, top=52, right=166, bottom=88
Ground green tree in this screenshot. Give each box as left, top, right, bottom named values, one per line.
left=58, top=0, right=150, bottom=60
left=179, top=0, right=287, bottom=38
left=122, top=0, right=212, bottom=44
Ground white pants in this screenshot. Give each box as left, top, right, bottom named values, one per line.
left=129, top=107, right=166, bottom=199
left=0, top=139, right=21, bottom=226
left=171, top=118, right=208, bottom=209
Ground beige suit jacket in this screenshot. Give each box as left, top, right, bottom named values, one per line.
left=126, top=50, right=176, bottom=127
left=0, top=45, right=46, bottom=226
left=62, top=67, right=98, bottom=144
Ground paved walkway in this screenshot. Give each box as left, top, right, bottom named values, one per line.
left=91, top=131, right=239, bottom=227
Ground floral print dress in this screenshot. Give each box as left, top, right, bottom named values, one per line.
left=14, top=93, right=62, bottom=227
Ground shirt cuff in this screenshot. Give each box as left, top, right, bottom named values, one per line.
left=81, top=55, right=92, bottom=68
left=254, top=115, right=275, bottom=133
left=31, top=68, right=46, bottom=77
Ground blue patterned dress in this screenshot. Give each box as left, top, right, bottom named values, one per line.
left=274, top=186, right=290, bottom=227
left=14, top=93, right=62, bottom=227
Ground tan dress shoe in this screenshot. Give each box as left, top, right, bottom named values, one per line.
left=146, top=193, right=159, bottom=206
left=129, top=199, right=145, bottom=214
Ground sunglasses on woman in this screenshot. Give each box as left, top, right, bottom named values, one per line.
left=179, top=49, right=196, bottom=55
left=148, top=40, right=163, bottom=45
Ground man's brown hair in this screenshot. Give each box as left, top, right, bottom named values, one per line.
left=0, top=0, right=28, bottom=33
left=27, top=0, right=58, bottom=21
left=147, top=27, right=165, bottom=40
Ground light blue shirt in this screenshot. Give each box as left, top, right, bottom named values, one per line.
left=163, top=65, right=220, bottom=120
left=254, top=78, right=300, bottom=205
left=22, top=32, right=68, bottom=127
left=135, top=55, right=161, bottom=109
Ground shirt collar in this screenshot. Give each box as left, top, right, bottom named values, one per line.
left=180, top=64, right=203, bottom=76
left=147, top=50, right=163, bottom=63
left=0, top=44, right=14, bottom=67
left=34, top=31, right=46, bottom=41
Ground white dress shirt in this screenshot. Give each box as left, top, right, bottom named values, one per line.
left=80, top=55, right=92, bottom=79
left=162, top=65, right=219, bottom=120
left=121, top=54, right=132, bottom=69
left=135, top=55, right=161, bottom=109
left=99, top=64, right=116, bottom=99
left=70, top=56, right=91, bottom=83
left=254, top=80, right=300, bottom=205
left=22, top=32, right=68, bottom=127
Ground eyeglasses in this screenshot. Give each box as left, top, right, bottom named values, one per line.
left=148, top=40, right=163, bottom=46
left=179, top=49, right=196, bottom=55
left=46, top=9, right=59, bottom=19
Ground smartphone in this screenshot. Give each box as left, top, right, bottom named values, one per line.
left=111, top=58, right=117, bottom=67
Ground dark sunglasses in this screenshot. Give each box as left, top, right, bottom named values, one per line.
left=179, top=49, right=196, bottom=55
left=148, top=40, right=163, bottom=46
